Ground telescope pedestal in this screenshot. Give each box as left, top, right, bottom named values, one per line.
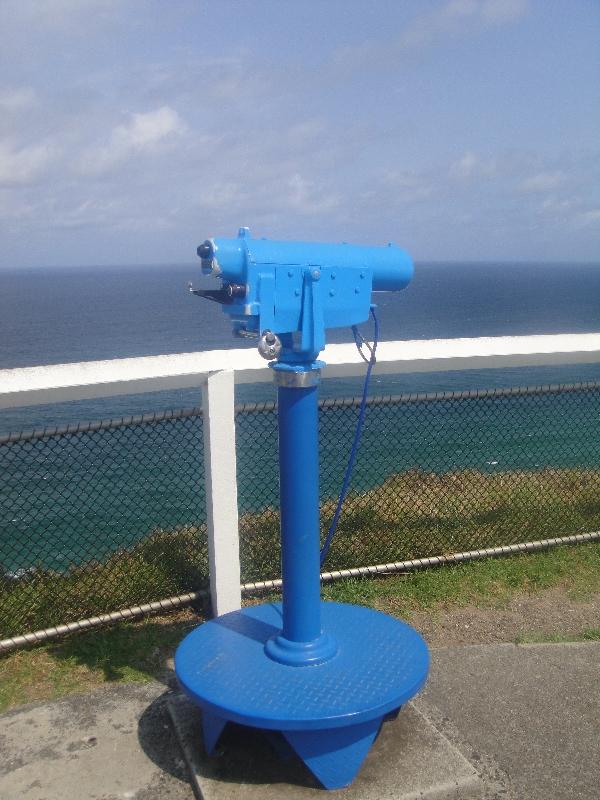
left=175, top=362, right=429, bottom=789
left=175, top=600, right=429, bottom=789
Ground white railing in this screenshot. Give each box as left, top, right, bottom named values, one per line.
left=2, top=333, right=600, bottom=624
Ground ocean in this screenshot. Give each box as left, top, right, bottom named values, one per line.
left=1, top=262, right=600, bottom=572
left=1, top=261, right=600, bottom=434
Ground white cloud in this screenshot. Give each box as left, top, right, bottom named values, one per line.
left=287, top=173, right=340, bottom=215
left=0, top=192, right=34, bottom=221
left=519, top=171, right=566, bottom=193
left=286, top=120, right=326, bottom=149
left=50, top=198, right=121, bottom=229
left=2, top=0, right=119, bottom=30
left=381, top=170, right=434, bottom=201
left=404, top=0, right=529, bottom=47
left=480, top=0, right=530, bottom=24
left=449, top=152, right=497, bottom=180
left=0, top=1, right=596, bottom=266
left=195, top=181, right=241, bottom=211
left=541, top=195, right=580, bottom=213
left=0, top=140, right=57, bottom=186
left=334, top=0, right=529, bottom=70
left=576, top=209, right=600, bottom=228
left=76, top=106, right=186, bottom=175
left=118, top=107, right=184, bottom=149
left=0, top=87, right=36, bottom=111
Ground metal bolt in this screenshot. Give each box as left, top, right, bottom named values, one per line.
left=294, top=289, right=300, bottom=296
left=258, top=330, right=282, bottom=360
left=329, top=289, right=335, bottom=297
left=311, top=269, right=321, bottom=280
left=288, top=270, right=294, bottom=277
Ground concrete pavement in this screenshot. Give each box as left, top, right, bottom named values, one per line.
left=419, top=641, right=600, bottom=800
left=0, top=641, right=598, bottom=799
left=0, top=682, right=192, bottom=800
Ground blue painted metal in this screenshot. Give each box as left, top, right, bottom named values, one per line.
left=284, top=718, right=382, bottom=789
left=196, top=227, right=413, bottom=361
left=176, top=602, right=428, bottom=729
left=201, top=711, right=227, bottom=756
left=275, top=375, right=320, bottom=643
left=178, top=229, right=427, bottom=789
left=175, top=602, right=428, bottom=788
left=264, top=363, right=337, bottom=666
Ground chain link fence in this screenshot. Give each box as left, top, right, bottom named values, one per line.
left=2, top=381, right=600, bottom=643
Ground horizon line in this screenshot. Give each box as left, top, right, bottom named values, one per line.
left=1, top=259, right=599, bottom=272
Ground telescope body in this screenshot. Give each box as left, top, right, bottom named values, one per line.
left=197, top=228, right=413, bottom=360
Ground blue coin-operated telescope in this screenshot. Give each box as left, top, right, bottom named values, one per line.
left=176, top=228, right=429, bottom=790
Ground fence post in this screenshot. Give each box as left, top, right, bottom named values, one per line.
left=201, top=369, right=242, bottom=615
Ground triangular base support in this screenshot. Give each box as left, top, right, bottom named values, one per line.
left=202, top=712, right=227, bottom=756
left=284, top=717, right=384, bottom=789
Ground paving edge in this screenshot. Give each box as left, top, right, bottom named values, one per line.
left=167, top=692, right=488, bottom=800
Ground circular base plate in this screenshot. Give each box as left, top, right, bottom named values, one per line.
left=175, top=601, right=429, bottom=731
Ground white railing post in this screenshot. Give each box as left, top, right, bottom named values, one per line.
left=201, top=369, right=242, bottom=615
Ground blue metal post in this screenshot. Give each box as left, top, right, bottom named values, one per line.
left=264, top=365, right=337, bottom=666
left=278, top=382, right=321, bottom=642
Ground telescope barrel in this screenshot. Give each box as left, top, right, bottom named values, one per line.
left=204, top=234, right=413, bottom=292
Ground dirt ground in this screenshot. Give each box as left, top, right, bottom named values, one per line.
left=403, top=588, right=600, bottom=648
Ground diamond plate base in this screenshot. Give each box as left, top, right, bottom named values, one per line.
left=174, top=601, right=429, bottom=789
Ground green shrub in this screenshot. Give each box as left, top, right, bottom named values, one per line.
left=2, top=467, right=600, bottom=638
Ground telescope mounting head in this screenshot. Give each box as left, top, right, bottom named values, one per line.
left=191, top=227, right=413, bottom=365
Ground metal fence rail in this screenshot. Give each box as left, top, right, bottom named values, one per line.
left=2, top=381, right=600, bottom=648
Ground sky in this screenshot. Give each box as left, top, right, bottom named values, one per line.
left=0, top=0, right=599, bottom=268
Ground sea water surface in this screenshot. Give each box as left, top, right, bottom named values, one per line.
left=1, top=261, right=600, bottom=432
left=1, top=262, right=599, bottom=571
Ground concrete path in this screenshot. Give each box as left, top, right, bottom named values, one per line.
left=0, top=641, right=598, bottom=799
left=419, top=641, right=600, bottom=800
left=0, top=682, right=193, bottom=800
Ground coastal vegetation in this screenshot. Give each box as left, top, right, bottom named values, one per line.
left=1, top=467, right=599, bottom=638
left=1, top=541, right=598, bottom=713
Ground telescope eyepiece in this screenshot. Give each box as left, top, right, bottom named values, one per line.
left=197, top=239, right=219, bottom=276
left=197, top=240, right=214, bottom=261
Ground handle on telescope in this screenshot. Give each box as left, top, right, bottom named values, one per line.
left=189, top=284, right=246, bottom=305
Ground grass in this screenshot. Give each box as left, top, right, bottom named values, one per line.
left=321, top=540, right=600, bottom=615
left=0, top=611, right=197, bottom=713
left=1, top=542, right=597, bottom=714
left=2, top=467, right=600, bottom=637
left=516, top=628, right=600, bottom=644
left=1, top=465, right=599, bottom=713
left=316, top=467, right=600, bottom=571
left=239, top=467, right=600, bottom=581
left=0, top=527, right=209, bottom=638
